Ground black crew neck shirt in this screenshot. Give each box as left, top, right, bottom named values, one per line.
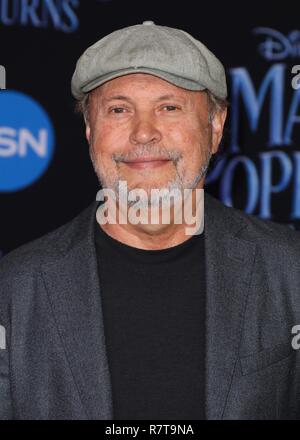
left=94, top=219, right=206, bottom=420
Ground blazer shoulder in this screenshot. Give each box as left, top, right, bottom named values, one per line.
left=0, top=201, right=96, bottom=279
left=223, top=200, right=300, bottom=252
left=206, top=193, right=300, bottom=251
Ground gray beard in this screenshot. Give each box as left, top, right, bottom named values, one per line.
left=89, top=145, right=212, bottom=208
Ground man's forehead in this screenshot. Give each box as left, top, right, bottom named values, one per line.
left=92, top=73, right=206, bottom=102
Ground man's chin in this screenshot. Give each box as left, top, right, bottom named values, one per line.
left=118, top=181, right=180, bottom=194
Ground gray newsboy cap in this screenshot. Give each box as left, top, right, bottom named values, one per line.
left=71, top=21, right=227, bottom=100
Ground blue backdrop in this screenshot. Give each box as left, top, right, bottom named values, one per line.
left=1, top=0, right=300, bottom=256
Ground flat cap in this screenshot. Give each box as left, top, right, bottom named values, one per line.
left=71, top=21, right=227, bottom=100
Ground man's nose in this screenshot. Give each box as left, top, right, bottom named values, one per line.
left=129, top=113, right=162, bottom=145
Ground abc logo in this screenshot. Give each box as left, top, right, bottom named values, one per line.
left=0, top=90, right=55, bottom=192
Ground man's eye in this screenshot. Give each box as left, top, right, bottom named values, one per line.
left=163, top=105, right=179, bottom=111
left=110, top=107, right=126, bottom=114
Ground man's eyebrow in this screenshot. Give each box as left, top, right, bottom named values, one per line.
left=101, top=95, right=134, bottom=104
left=155, top=94, right=185, bottom=102
left=102, top=94, right=186, bottom=103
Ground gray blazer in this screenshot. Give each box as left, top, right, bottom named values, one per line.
left=1, top=193, right=300, bottom=420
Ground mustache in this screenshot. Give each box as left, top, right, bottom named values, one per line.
left=112, top=144, right=182, bottom=163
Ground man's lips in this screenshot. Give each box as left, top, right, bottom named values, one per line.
left=122, top=158, right=172, bottom=170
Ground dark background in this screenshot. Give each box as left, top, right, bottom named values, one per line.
left=1, top=0, right=300, bottom=255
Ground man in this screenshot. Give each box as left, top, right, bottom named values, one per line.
left=1, top=21, right=300, bottom=420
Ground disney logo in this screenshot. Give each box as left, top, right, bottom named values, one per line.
left=253, top=28, right=300, bottom=61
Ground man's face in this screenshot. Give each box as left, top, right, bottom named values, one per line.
left=85, top=73, right=226, bottom=201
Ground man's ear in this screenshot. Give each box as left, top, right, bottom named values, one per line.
left=85, top=124, right=91, bottom=143
left=211, top=108, right=227, bottom=154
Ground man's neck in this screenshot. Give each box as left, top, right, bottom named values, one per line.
left=96, top=188, right=204, bottom=250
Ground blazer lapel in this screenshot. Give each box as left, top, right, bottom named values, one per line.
left=204, top=194, right=257, bottom=419
left=41, top=201, right=113, bottom=420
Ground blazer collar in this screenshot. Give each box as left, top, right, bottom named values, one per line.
left=204, top=194, right=257, bottom=419
left=41, top=193, right=257, bottom=420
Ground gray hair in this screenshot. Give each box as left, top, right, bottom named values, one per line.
left=206, top=91, right=229, bottom=122
left=74, top=89, right=228, bottom=124
left=74, top=92, right=91, bottom=123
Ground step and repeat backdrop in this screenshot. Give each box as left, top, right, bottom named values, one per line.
left=1, top=0, right=300, bottom=256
